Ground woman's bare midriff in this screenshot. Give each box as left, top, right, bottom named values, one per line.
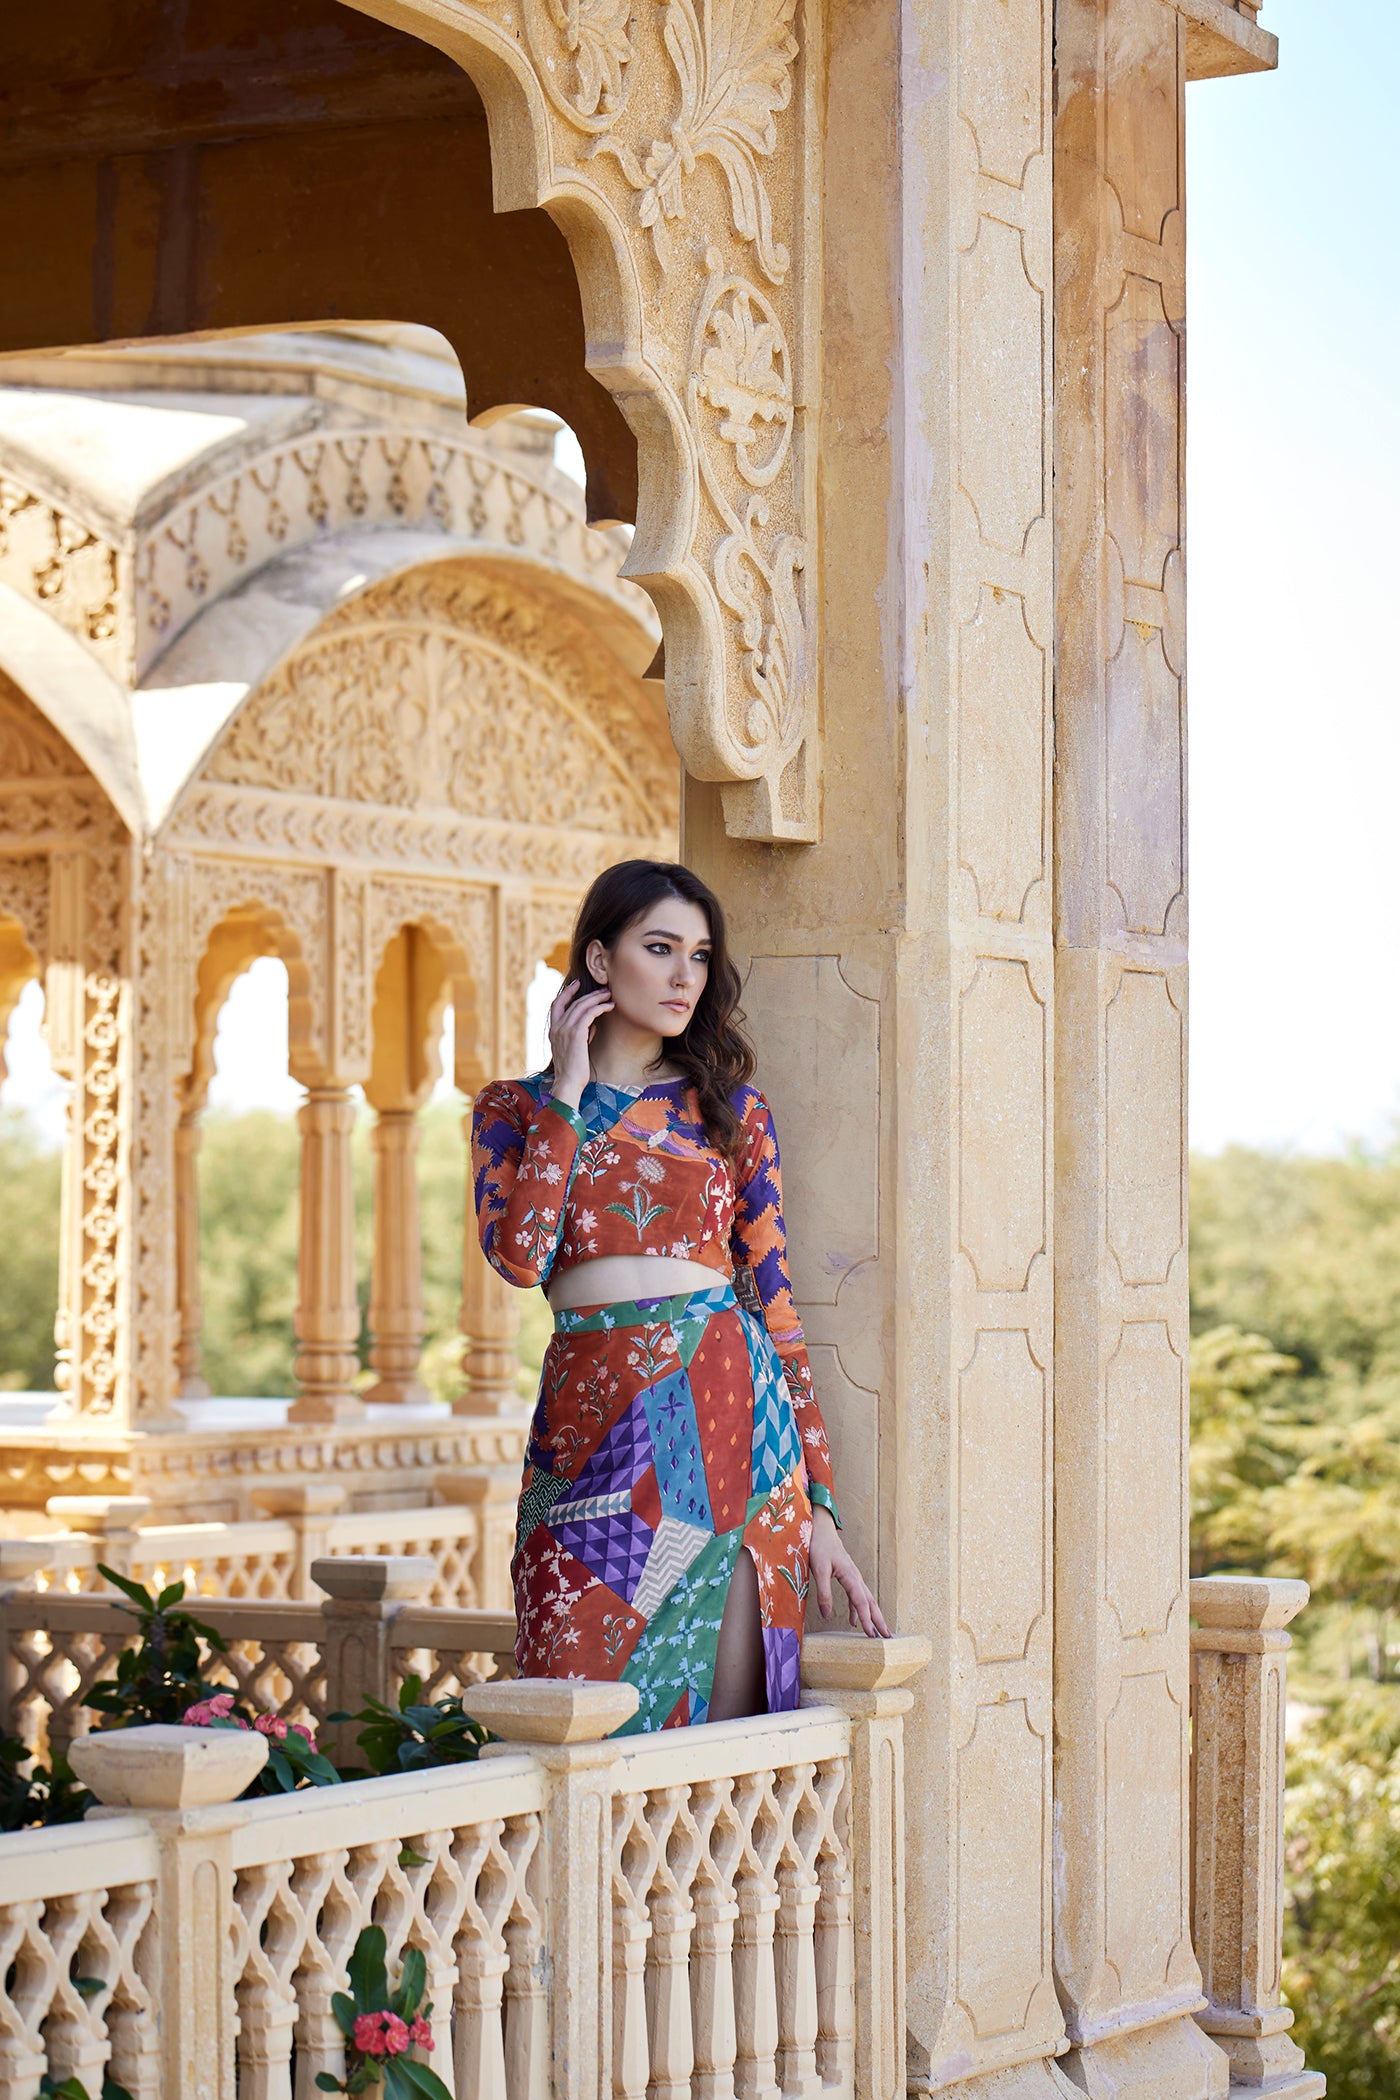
left=546, top=1253, right=721, bottom=1312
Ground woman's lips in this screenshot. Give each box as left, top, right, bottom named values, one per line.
left=662, top=1000, right=690, bottom=1013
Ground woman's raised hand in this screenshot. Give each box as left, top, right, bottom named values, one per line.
left=547, top=978, right=613, bottom=1108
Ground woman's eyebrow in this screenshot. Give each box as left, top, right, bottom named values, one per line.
left=642, top=925, right=708, bottom=944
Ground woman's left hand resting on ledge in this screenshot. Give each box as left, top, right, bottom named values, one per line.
left=809, top=1504, right=891, bottom=1638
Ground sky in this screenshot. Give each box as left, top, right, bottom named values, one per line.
left=1186, top=0, right=1400, bottom=1151
left=3, top=2, right=1397, bottom=1156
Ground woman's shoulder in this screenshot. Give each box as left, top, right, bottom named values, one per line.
left=729, top=1080, right=775, bottom=1129
left=473, top=1074, right=551, bottom=1118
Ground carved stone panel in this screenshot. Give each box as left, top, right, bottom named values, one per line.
left=1106, top=623, right=1183, bottom=936
left=741, top=954, right=879, bottom=1306
left=1105, top=970, right=1183, bottom=1287
left=958, top=588, right=1047, bottom=922
left=1105, top=1320, right=1184, bottom=1640
left=959, top=959, right=1046, bottom=1292
left=958, top=1329, right=1047, bottom=1663
left=956, top=1699, right=1050, bottom=2037
left=959, top=218, right=1046, bottom=555
left=1104, top=1671, right=1188, bottom=1998
left=342, top=0, right=821, bottom=840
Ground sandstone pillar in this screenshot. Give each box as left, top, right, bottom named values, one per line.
left=364, top=1107, right=430, bottom=1404
left=290, top=1085, right=364, bottom=1424
left=457, top=1220, right=523, bottom=1416
left=1190, top=1576, right=1323, bottom=2099
left=686, top=4, right=1065, bottom=2091
left=174, top=1108, right=211, bottom=1401
left=1051, top=4, right=1222, bottom=2092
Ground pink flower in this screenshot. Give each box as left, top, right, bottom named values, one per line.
left=289, top=1720, right=316, bottom=1746
left=254, top=1713, right=289, bottom=1740
left=181, top=1692, right=241, bottom=1728
left=382, top=2015, right=411, bottom=2057
left=353, top=2013, right=389, bottom=2057
left=409, top=2018, right=433, bottom=2050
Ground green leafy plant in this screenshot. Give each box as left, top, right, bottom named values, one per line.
left=315, top=1925, right=451, bottom=2098
left=38, top=2071, right=133, bottom=2099
left=330, top=1675, right=486, bottom=1777
left=179, top=1691, right=341, bottom=1794
left=86, top=1567, right=230, bottom=1727
left=0, top=1735, right=93, bottom=1831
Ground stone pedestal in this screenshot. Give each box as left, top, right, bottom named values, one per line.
left=365, top=1108, right=430, bottom=1405
left=290, top=1087, right=364, bottom=1426
left=457, top=1221, right=524, bottom=1416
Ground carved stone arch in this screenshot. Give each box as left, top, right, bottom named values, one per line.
left=202, top=555, right=681, bottom=849
left=366, top=882, right=494, bottom=1107
left=336, top=0, right=819, bottom=842
left=0, top=900, right=43, bottom=1082
left=182, top=873, right=329, bottom=1092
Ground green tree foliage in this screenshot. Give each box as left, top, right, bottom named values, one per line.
left=1191, top=1140, right=1400, bottom=2098
left=0, top=1108, right=60, bottom=1389
left=0, top=1099, right=544, bottom=1404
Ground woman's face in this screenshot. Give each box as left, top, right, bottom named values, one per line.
left=586, top=897, right=713, bottom=1039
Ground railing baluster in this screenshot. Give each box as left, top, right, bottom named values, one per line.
left=811, top=1758, right=854, bottom=2097
left=774, top=1764, right=822, bottom=2099
left=644, top=1784, right=699, bottom=2100
left=690, top=1778, right=741, bottom=2100
left=732, top=1771, right=782, bottom=2100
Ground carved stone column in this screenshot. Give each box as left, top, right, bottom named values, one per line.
left=174, top=1109, right=210, bottom=1401
left=364, top=1108, right=430, bottom=1405
left=1190, top=1577, right=1324, bottom=2099
left=290, top=1086, right=364, bottom=1425
left=457, top=1219, right=523, bottom=1417
left=1051, top=4, right=1223, bottom=2093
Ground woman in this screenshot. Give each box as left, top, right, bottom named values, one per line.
left=471, top=859, right=886, bottom=1733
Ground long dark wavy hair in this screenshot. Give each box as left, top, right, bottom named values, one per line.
left=547, top=860, right=755, bottom=1162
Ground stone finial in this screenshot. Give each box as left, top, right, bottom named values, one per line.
left=1190, top=1575, right=1309, bottom=1632
left=251, top=1483, right=346, bottom=1517
left=0, top=1539, right=55, bottom=1588
left=310, top=1554, right=436, bottom=1601
left=801, top=1632, right=933, bottom=1693
left=70, top=1724, right=268, bottom=1808
left=46, top=1495, right=152, bottom=1535
left=461, top=1678, right=639, bottom=1744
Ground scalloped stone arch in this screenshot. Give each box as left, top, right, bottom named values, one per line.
left=367, top=903, right=490, bottom=1109
left=336, top=0, right=820, bottom=841
left=183, top=896, right=321, bottom=1097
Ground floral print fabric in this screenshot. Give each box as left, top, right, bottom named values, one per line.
left=470, top=1075, right=837, bottom=1513
left=469, top=1076, right=841, bottom=1731
left=514, top=1284, right=814, bottom=1730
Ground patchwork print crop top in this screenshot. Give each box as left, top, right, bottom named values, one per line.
left=470, top=1074, right=837, bottom=1515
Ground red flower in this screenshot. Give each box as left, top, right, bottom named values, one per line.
left=382, top=2014, right=411, bottom=2056
left=352, top=2013, right=388, bottom=2057
left=409, top=2017, right=433, bottom=2050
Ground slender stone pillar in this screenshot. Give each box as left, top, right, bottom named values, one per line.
left=1190, top=1577, right=1323, bottom=2100
left=174, top=1109, right=211, bottom=1401
left=289, top=1085, right=364, bottom=1425
left=365, top=1107, right=430, bottom=1405
left=457, top=1159, right=523, bottom=1416
left=1052, top=4, right=1223, bottom=2092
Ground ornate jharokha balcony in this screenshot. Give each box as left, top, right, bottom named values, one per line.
left=0, top=1557, right=1314, bottom=2100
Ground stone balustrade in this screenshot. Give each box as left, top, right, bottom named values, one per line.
left=0, top=1554, right=519, bottom=1759
left=1189, top=1575, right=1325, bottom=2099
left=0, top=1477, right=521, bottom=1608
left=0, top=1630, right=931, bottom=2100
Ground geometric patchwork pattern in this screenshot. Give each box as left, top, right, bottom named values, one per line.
left=643, top=1369, right=713, bottom=1530
left=554, top=1507, right=654, bottom=1603
left=630, top=1512, right=712, bottom=1623
left=512, top=1285, right=815, bottom=1736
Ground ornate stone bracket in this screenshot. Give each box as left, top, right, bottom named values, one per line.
left=338, top=0, right=821, bottom=842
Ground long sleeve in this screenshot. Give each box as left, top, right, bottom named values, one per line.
left=470, top=1080, right=587, bottom=1288
left=729, top=1088, right=840, bottom=1523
